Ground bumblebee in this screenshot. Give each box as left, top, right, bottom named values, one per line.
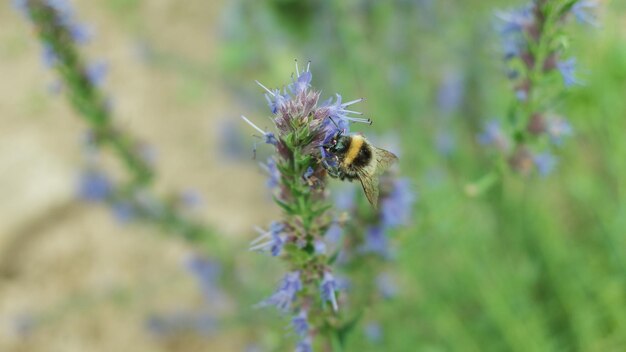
left=322, top=130, right=398, bottom=208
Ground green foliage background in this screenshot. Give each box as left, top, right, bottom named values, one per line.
left=7, top=0, right=626, bottom=351
left=217, top=0, right=626, bottom=350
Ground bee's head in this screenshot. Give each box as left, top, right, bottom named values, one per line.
left=326, top=131, right=351, bottom=154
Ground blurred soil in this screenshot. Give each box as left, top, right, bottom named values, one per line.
left=0, top=1, right=273, bottom=351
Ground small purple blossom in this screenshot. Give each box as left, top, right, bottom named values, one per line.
left=314, top=240, right=327, bottom=255
left=547, top=116, right=573, bottom=145
left=77, top=169, right=112, bottom=201
left=257, top=271, right=302, bottom=312
left=495, top=6, right=533, bottom=35
left=495, top=5, right=533, bottom=59
left=261, top=157, right=281, bottom=190
left=557, top=58, right=582, bottom=87
left=381, top=178, right=416, bottom=228
left=288, top=61, right=312, bottom=95
left=249, top=221, right=286, bottom=256
left=295, top=337, right=313, bottom=352
left=303, top=166, right=314, bottom=179
left=320, top=271, right=339, bottom=312
left=572, top=0, right=599, bottom=27
left=86, top=61, right=108, bottom=87
left=241, top=115, right=278, bottom=145
left=361, top=226, right=389, bottom=258
left=533, top=152, right=558, bottom=176
left=334, top=186, right=356, bottom=211
left=12, top=0, right=29, bottom=15
left=111, top=200, right=136, bottom=223
left=67, top=22, right=93, bottom=45
left=324, top=222, right=343, bottom=244
left=256, top=81, right=289, bottom=115
left=435, top=130, right=456, bottom=156
left=41, top=44, right=58, bottom=67
left=291, top=310, right=309, bottom=337
left=478, top=120, right=510, bottom=151
left=179, top=189, right=204, bottom=209
left=320, top=94, right=369, bottom=126
left=437, top=70, right=465, bottom=114
left=364, top=322, right=383, bottom=343
left=185, top=254, right=221, bottom=302
left=376, top=273, right=398, bottom=299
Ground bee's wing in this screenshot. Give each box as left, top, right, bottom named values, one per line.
left=357, top=170, right=380, bottom=209
left=373, top=147, right=398, bottom=175
left=357, top=147, right=398, bottom=209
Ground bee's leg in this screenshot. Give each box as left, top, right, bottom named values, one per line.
left=327, top=167, right=340, bottom=178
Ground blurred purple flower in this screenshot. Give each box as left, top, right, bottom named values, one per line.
left=361, top=226, right=389, bottom=258
left=320, top=271, right=339, bottom=311
left=324, top=222, right=343, bottom=244
left=557, top=58, right=582, bottom=87
left=295, top=337, right=313, bottom=352
left=437, top=70, right=464, bottom=114
left=303, top=166, right=314, bottom=180
left=478, top=120, right=510, bottom=151
left=77, top=169, right=112, bottom=201
left=261, top=157, right=281, bottom=190
left=179, top=189, right=204, bottom=209
left=533, top=152, right=558, bottom=176
left=364, top=322, right=382, bottom=343
left=381, top=178, right=416, bottom=228
left=185, top=254, right=221, bottom=303
left=435, top=130, right=456, bottom=156
left=257, top=271, right=302, bottom=312
left=572, top=0, right=599, bottom=27
left=111, top=201, right=135, bottom=223
left=41, top=44, right=58, bottom=67
left=376, top=273, right=398, bottom=299
left=291, top=310, right=309, bottom=337
left=495, top=5, right=533, bottom=59
left=547, top=116, right=573, bottom=145
left=333, top=186, right=356, bottom=211
left=85, top=61, right=108, bottom=87
left=12, top=0, right=28, bottom=15
left=314, top=239, right=327, bottom=255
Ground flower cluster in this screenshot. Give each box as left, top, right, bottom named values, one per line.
left=479, top=0, right=598, bottom=177
left=243, top=62, right=372, bottom=350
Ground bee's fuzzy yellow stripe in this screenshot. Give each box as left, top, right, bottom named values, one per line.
left=343, top=135, right=363, bottom=166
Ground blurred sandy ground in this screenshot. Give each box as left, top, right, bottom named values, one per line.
left=0, top=1, right=274, bottom=351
